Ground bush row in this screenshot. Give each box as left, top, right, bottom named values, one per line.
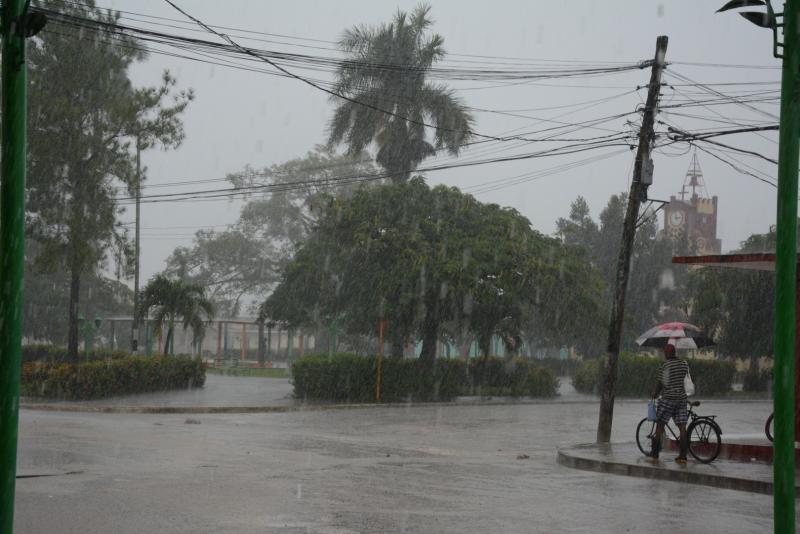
left=291, top=354, right=558, bottom=402
left=22, top=344, right=130, bottom=364
left=573, top=352, right=736, bottom=397
left=21, top=355, right=206, bottom=400
left=526, top=357, right=580, bottom=377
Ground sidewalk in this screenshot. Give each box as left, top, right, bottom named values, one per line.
left=558, top=441, right=798, bottom=496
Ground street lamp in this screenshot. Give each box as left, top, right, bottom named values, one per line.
left=718, top=2, right=796, bottom=532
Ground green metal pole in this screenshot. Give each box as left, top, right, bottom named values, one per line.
left=0, top=0, right=28, bottom=531
left=774, top=1, right=799, bottom=530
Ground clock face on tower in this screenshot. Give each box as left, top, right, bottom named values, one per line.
left=668, top=210, right=685, bottom=228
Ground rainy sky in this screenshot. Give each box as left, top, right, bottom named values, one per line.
left=110, top=0, right=780, bottom=283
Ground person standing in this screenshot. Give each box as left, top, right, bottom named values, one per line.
left=649, top=343, right=690, bottom=464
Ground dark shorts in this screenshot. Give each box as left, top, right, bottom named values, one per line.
left=656, top=399, right=688, bottom=425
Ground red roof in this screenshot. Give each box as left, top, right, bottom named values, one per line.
left=672, top=253, right=778, bottom=271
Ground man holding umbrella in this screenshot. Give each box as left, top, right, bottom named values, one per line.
left=636, top=322, right=712, bottom=464
left=649, top=342, right=691, bottom=464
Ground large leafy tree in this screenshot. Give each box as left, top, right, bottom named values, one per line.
left=262, top=178, right=603, bottom=364
left=327, top=4, right=474, bottom=182
left=27, top=2, right=193, bottom=359
left=165, top=147, right=377, bottom=316
left=138, top=275, right=214, bottom=355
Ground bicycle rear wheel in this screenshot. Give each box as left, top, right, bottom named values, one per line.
left=636, top=418, right=657, bottom=456
left=687, top=419, right=721, bottom=463
left=765, top=413, right=774, bottom=442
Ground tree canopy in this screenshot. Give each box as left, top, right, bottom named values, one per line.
left=262, top=178, right=603, bottom=363
left=26, top=1, right=192, bottom=359
left=165, top=147, right=378, bottom=316
left=556, top=194, right=691, bottom=354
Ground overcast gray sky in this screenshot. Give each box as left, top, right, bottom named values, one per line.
left=104, top=0, right=781, bottom=283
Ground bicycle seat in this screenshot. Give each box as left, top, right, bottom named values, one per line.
left=690, top=401, right=701, bottom=407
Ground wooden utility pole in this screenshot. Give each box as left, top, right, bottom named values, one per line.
left=131, top=141, right=142, bottom=353
left=597, top=36, right=668, bottom=443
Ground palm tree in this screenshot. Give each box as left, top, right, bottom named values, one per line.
left=138, top=274, right=215, bottom=355
left=327, top=4, right=474, bottom=182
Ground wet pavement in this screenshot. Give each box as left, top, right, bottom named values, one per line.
left=15, top=397, right=790, bottom=533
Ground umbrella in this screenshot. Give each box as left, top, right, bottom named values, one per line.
left=635, top=321, right=715, bottom=350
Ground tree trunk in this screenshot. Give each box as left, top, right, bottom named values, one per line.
left=67, top=268, right=81, bottom=362
left=478, top=334, right=492, bottom=359
left=419, top=318, right=439, bottom=367
left=389, top=336, right=405, bottom=359
left=164, top=327, right=173, bottom=355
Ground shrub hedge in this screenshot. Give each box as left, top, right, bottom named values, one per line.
left=21, top=355, right=206, bottom=400
left=572, top=352, right=736, bottom=397
left=22, top=344, right=130, bottom=364
left=742, top=367, right=771, bottom=392
left=291, top=353, right=557, bottom=402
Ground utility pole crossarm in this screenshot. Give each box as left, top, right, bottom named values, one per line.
left=596, top=36, right=668, bottom=444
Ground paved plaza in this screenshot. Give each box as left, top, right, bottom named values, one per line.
left=15, top=390, right=787, bottom=533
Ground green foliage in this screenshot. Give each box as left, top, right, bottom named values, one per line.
left=572, top=358, right=600, bottom=394
left=166, top=148, right=377, bottom=317
left=573, top=353, right=735, bottom=397
left=687, top=358, right=737, bottom=396
left=532, top=358, right=580, bottom=377
left=291, top=353, right=556, bottom=402
left=468, top=357, right=558, bottom=397
left=264, top=178, right=603, bottom=363
left=21, top=355, right=206, bottom=400
left=26, top=2, right=193, bottom=359
left=685, top=253, right=773, bottom=359
left=742, top=367, right=771, bottom=392
left=327, top=4, right=473, bottom=181
left=556, top=194, right=691, bottom=355
left=21, top=344, right=130, bottom=364
left=23, top=245, right=134, bottom=345
left=139, top=274, right=214, bottom=354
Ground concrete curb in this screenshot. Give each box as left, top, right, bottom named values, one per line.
left=19, top=397, right=586, bottom=415
left=557, top=443, right=788, bottom=496
left=19, top=396, right=773, bottom=415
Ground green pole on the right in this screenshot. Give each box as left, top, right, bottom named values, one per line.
left=774, top=1, right=799, bottom=531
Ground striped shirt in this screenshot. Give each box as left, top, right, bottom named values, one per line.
left=658, top=358, right=689, bottom=401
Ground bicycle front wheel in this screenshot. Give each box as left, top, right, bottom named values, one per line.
left=687, top=419, right=721, bottom=463
left=636, top=418, right=657, bottom=456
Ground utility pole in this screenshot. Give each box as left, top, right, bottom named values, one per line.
left=597, top=36, right=668, bottom=443
left=132, top=140, right=141, bottom=354
left=0, top=1, right=44, bottom=530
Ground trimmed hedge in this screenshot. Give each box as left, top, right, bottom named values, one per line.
left=572, top=352, right=736, bottom=397
left=468, top=357, right=558, bottom=397
left=291, top=353, right=557, bottom=402
left=533, top=357, right=580, bottom=377
left=21, top=355, right=206, bottom=400
left=22, top=344, right=130, bottom=364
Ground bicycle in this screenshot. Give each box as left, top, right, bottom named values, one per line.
left=635, top=400, right=722, bottom=463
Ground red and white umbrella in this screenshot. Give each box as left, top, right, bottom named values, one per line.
left=635, top=322, right=715, bottom=350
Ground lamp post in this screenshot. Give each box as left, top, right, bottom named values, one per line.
left=717, top=2, right=797, bottom=531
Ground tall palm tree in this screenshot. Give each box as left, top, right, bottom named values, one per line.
left=327, top=4, right=474, bottom=182
left=139, top=274, right=215, bottom=355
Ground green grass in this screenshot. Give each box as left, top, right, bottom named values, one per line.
left=206, top=367, right=289, bottom=378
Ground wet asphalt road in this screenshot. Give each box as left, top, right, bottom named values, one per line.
left=14, top=396, right=784, bottom=533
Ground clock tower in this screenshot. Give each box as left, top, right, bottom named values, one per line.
left=663, top=154, right=721, bottom=254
